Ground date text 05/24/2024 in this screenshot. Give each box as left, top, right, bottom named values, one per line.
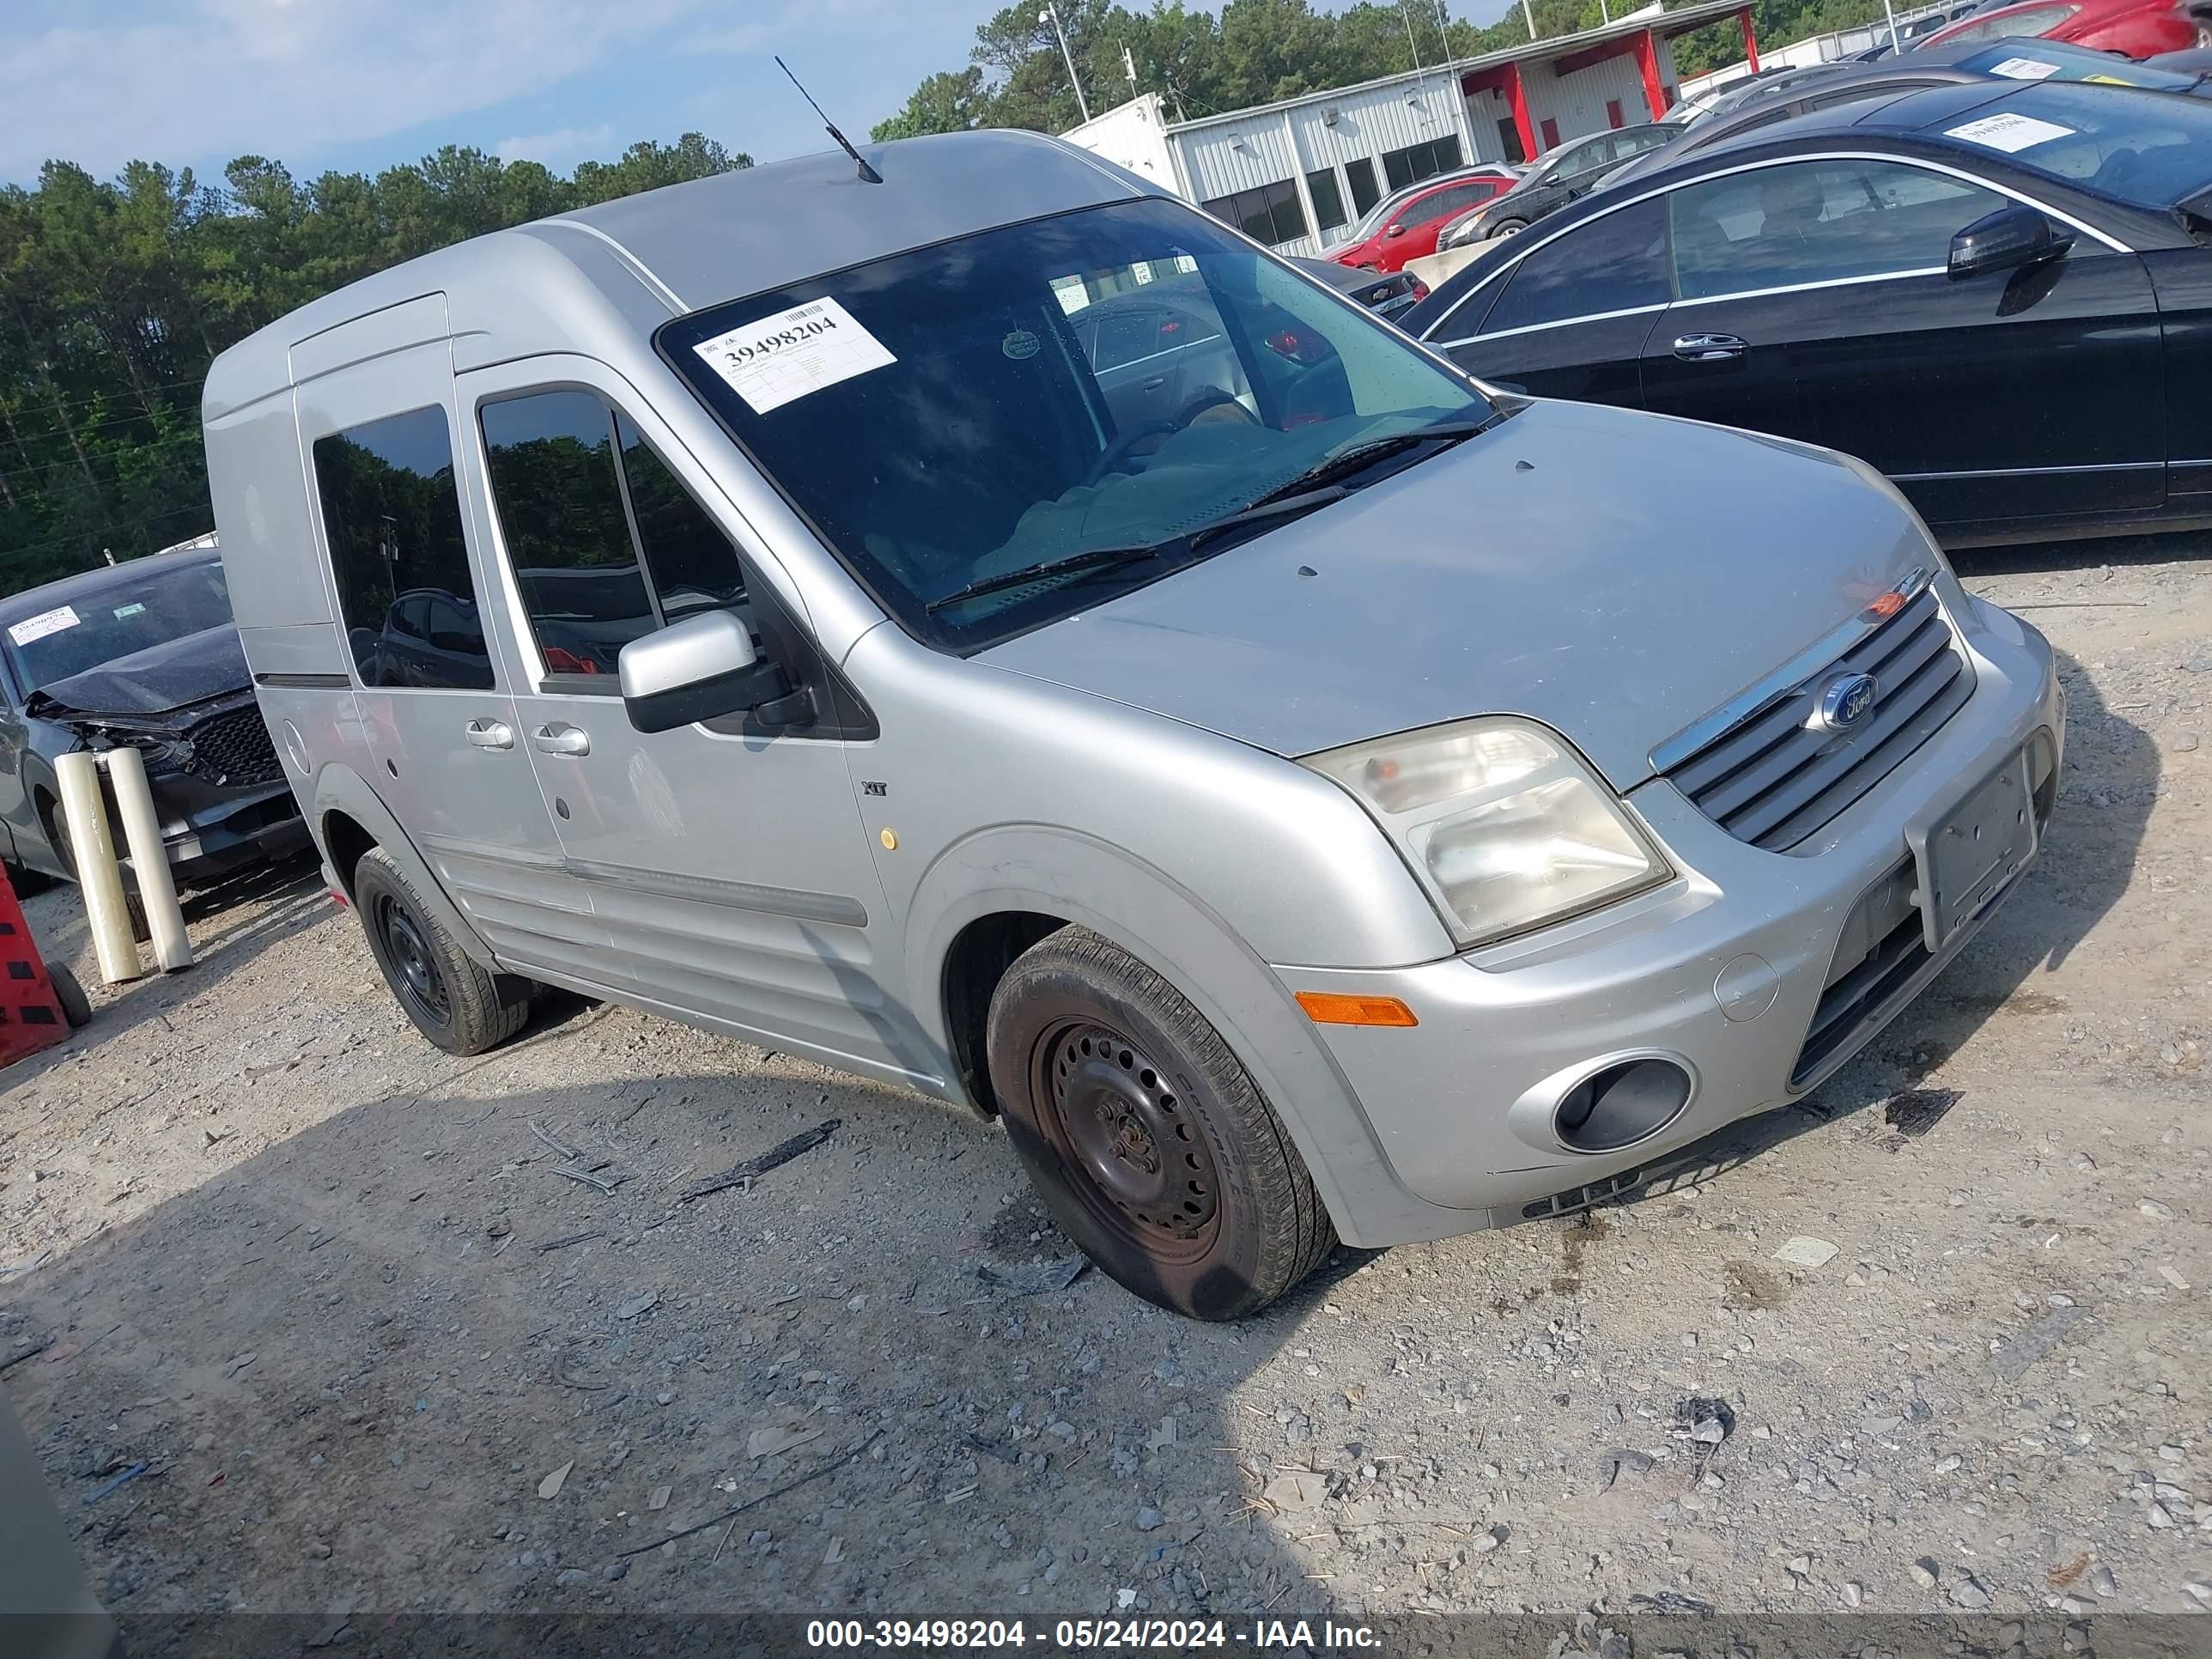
left=805, top=1619, right=1382, bottom=1650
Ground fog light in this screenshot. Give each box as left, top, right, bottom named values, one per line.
left=1554, top=1058, right=1692, bottom=1153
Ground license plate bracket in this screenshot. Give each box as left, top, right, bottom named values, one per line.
left=1910, top=746, right=2036, bottom=952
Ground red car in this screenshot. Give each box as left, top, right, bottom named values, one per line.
left=1917, top=0, right=2204, bottom=58
left=1328, top=167, right=1521, bottom=271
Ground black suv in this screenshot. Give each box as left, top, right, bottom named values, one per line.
left=0, top=542, right=307, bottom=893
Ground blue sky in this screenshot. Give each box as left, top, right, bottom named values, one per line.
left=0, top=0, right=1033, bottom=186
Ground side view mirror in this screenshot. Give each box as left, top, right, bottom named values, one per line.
left=1384, top=223, right=1407, bottom=238
left=618, top=610, right=805, bottom=734
left=1948, top=204, right=2073, bottom=280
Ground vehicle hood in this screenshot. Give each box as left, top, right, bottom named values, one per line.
left=978, top=398, right=1937, bottom=791
left=27, top=623, right=251, bottom=720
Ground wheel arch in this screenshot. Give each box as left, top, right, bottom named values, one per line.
left=905, top=823, right=1451, bottom=1249
left=309, top=763, right=498, bottom=968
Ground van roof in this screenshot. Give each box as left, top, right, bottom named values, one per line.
left=204, top=130, right=1145, bottom=419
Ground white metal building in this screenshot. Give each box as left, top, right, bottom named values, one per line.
left=1065, top=0, right=1757, bottom=258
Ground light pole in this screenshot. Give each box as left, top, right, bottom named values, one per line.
left=1040, top=3, right=1091, bottom=125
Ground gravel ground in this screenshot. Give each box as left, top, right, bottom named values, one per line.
left=1, top=534, right=2208, bottom=1646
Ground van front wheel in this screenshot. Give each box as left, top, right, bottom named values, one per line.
left=353, top=848, right=531, bottom=1055
left=985, top=927, right=1336, bottom=1320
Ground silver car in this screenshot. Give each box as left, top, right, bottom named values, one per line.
left=204, top=130, right=2063, bottom=1320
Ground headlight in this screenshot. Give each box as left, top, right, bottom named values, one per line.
left=1304, top=717, right=1670, bottom=948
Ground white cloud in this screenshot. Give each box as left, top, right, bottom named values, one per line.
left=494, top=122, right=616, bottom=165
left=0, top=0, right=714, bottom=180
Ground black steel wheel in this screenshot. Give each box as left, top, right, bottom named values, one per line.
left=352, top=847, right=532, bottom=1055
left=1035, top=1020, right=1223, bottom=1267
left=986, top=926, right=1336, bottom=1320
left=375, top=891, right=452, bottom=1028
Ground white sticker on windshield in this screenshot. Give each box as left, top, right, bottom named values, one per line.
left=7, top=605, right=80, bottom=647
left=1945, top=112, right=2077, bottom=153
left=691, top=297, right=896, bottom=415
left=112, top=602, right=146, bottom=619
left=1987, top=56, right=2063, bottom=79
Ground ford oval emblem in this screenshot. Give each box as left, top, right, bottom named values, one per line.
left=1819, top=672, right=1880, bottom=732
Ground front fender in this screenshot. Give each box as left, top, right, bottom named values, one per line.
left=904, top=823, right=1470, bottom=1249
left=310, top=762, right=498, bottom=969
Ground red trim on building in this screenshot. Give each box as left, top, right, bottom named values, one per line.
left=1463, top=61, right=1538, bottom=165
left=1606, top=98, right=1625, bottom=128
left=1630, top=27, right=1668, bottom=122
left=1737, top=6, right=1761, bottom=73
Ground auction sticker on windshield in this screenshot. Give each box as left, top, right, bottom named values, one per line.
left=6, top=605, right=80, bottom=647
left=1986, top=57, right=2062, bottom=79
left=691, top=298, right=896, bottom=415
left=1946, top=112, right=2076, bottom=153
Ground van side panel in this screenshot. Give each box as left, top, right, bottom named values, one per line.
left=205, top=390, right=335, bottom=631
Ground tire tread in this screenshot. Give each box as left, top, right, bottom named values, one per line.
left=988, top=926, right=1335, bottom=1318
left=354, top=847, right=530, bottom=1055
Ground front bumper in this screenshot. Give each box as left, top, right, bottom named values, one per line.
left=1276, top=586, right=2063, bottom=1223
left=162, top=783, right=311, bottom=884
left=107, top=779, right=308, bottom=887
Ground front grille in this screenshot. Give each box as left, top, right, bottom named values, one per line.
left=182, top=705, right=282, bottom=787
left=1662, top=587, right=1974, bottom=853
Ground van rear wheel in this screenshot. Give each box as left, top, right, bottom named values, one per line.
left=985, top=927, right=1336, bottom=1321
left=353, top=848, right=531, bottom=1055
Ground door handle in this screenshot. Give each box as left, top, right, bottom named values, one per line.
left=464, top=719, right=513, bottom=750
left=1141, top=375, right=1168, bottom=390
left=531, top=722, right=591, bottom=757
left=1673, top=332, right=1748, bottom=362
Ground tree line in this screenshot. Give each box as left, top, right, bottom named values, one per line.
left=0, top=135, right=748, bottom=596
left=872, top=0, right=1916, bottom=142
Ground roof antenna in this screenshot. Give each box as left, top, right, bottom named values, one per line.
left=777, top=56, right=884, bottom=185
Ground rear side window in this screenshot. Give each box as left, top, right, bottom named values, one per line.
left=1668, top=159, right=2002, bottom=300
left=1480, top=198, right=1671, bottom=334
left=313, top=406, right=493, bottom=690
left=1935, top=3, right=2080, bottom=44
left=480, top=391, right=655, bottom=679
left=1402, top=183, right=1486, bottom=229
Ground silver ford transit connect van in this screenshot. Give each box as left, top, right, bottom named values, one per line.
left=205, top=131, right=2063, bottom=1319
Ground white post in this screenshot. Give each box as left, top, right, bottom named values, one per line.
left=102, top=747, right=192, bottom=974
left=1041, top=4, right=1091, bottom=125
left=1522, top=0, right=1537, bottom=41
left=53, top=750, right=142, bottom=985
left=1283, top=110, right=1322, bottom=252
left=1883, top=0, right=1902, bottom=51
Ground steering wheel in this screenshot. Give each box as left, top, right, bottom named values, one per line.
left=1083, top=419, right=1177, bottom=487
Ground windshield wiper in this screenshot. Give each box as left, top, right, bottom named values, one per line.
left=924, top=487, right=1354, bottom=616
left=1238, top=416, right=1498, bottom=514
left=926, top=544, right=1161, bottom=612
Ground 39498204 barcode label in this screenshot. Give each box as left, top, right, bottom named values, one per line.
left=691, top=296, right=896, bottom=414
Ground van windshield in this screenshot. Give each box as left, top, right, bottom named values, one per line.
left=660, top=197, right=1492, bottom=651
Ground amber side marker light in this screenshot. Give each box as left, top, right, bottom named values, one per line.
left=1863, top=589, right=1909, bottom=620
left=1295, top=991, right=1419, bottom=1028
